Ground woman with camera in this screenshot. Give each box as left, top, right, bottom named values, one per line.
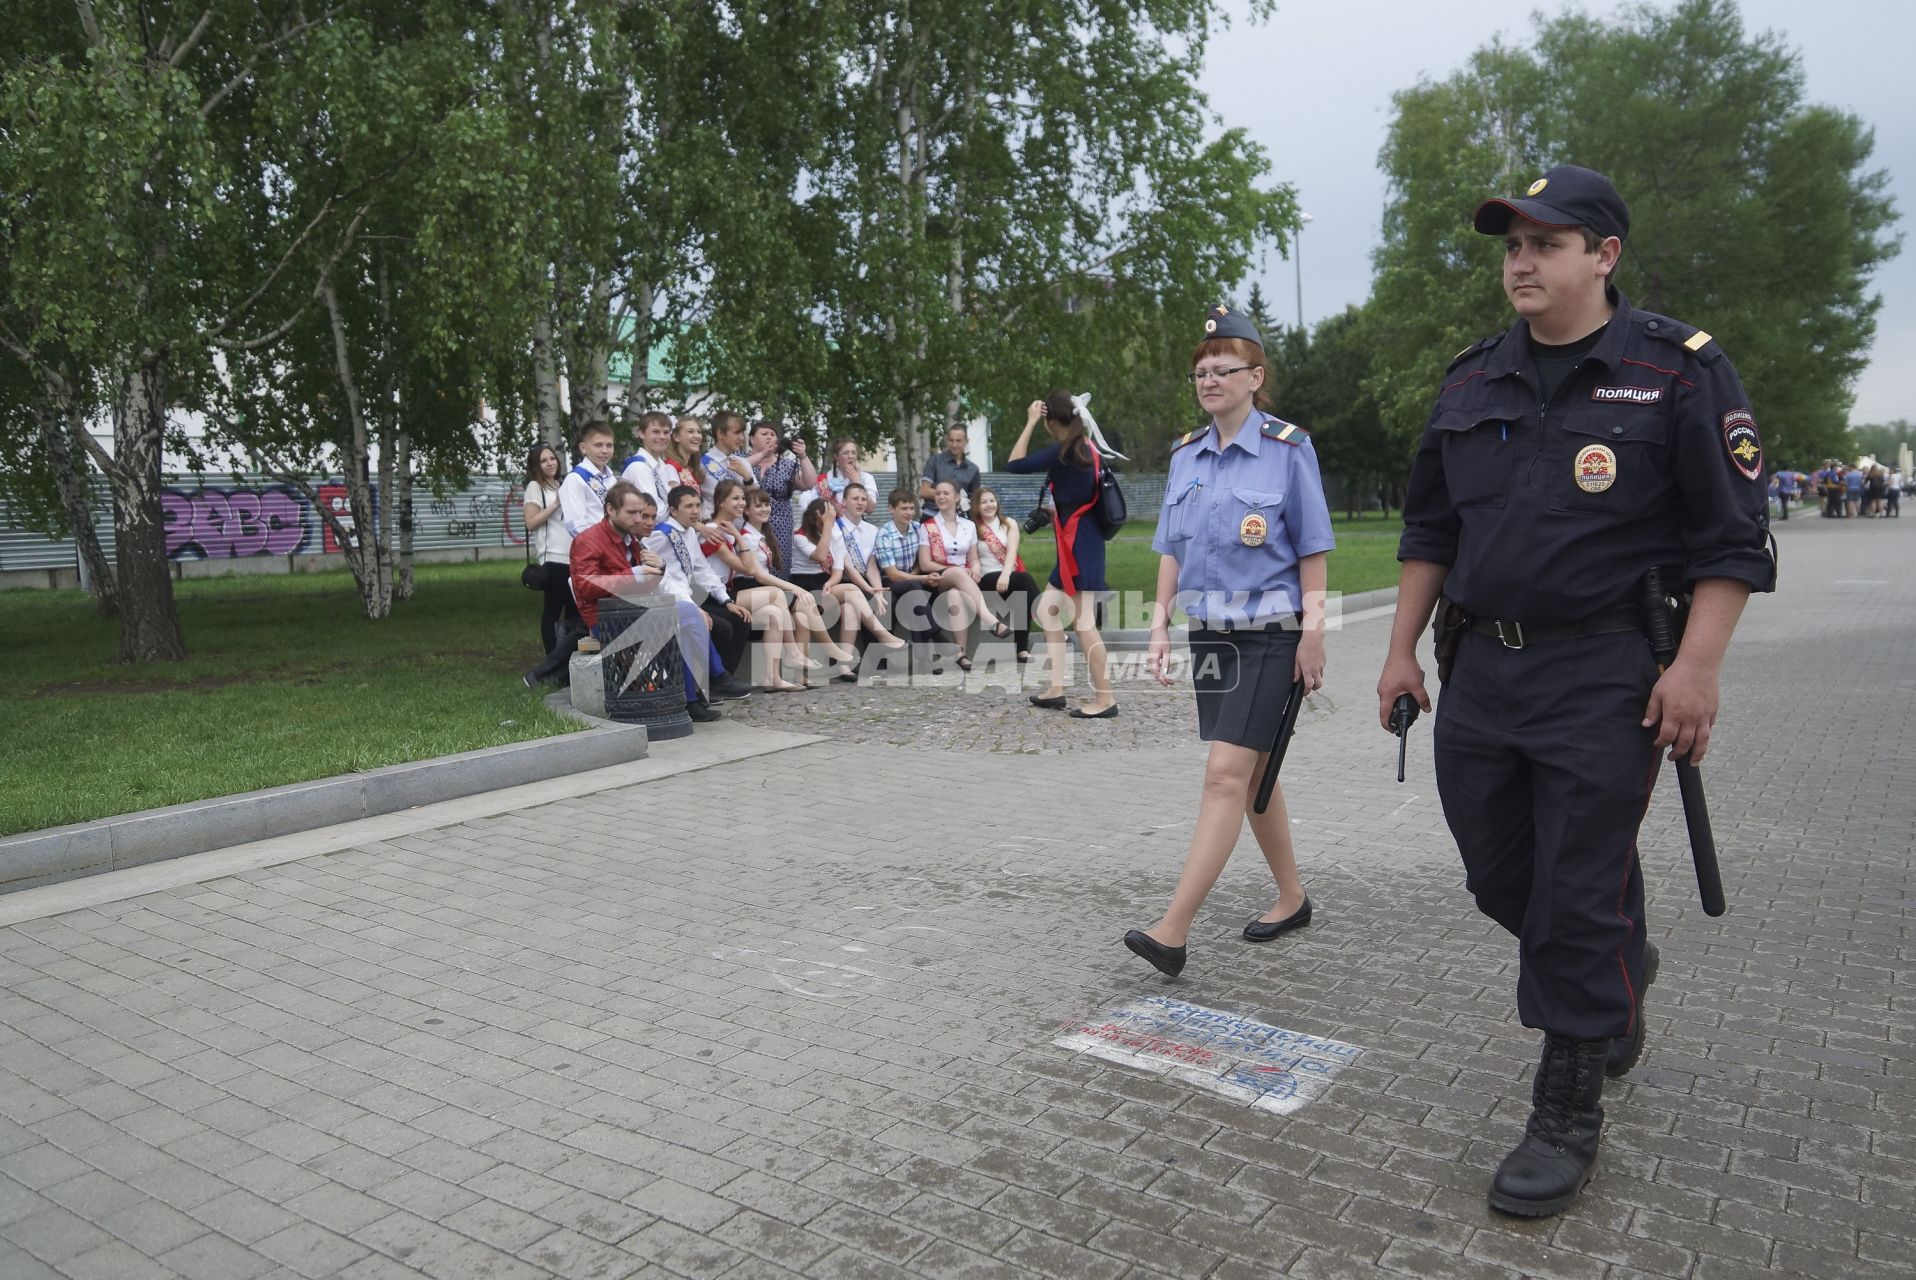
left=747, top=420, right=817, bottom=570
left=1122, top=304, right=1335, bottom=979
left=971, top=487, right=1039, bottom=663
left=1007, top=391, right=1117, bottom=718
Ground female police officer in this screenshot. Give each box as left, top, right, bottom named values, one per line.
left=1127, top=304, right=1336, bottom=978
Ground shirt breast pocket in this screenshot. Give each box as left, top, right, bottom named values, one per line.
left=1162, top=485, right=1198, bottom=541
left=1433, top=410, right=1515, bottom=508
left=1552, top=413, right=1670, bottom=518
left=1232, top=488, right=1285, bottom=541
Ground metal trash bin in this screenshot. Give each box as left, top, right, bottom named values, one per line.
left=586, top=597, right=692, bottom=741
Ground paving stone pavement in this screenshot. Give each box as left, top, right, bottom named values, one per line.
left=1, top=516, right=1910, bottom=1279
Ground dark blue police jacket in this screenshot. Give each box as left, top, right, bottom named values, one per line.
left=1399, top=290, right=1776, bottom=624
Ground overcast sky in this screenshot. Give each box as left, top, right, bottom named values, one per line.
left=1199, top=0, right=1914, bottom=425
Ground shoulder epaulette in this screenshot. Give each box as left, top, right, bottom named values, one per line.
left=1447, top=332, right=1504, bottom=371
left=1261, top=418, right=1310, bottom=446
left=1639, top=312, right=1722, bottom=365
left=1171, top=428, right=1208, bottom=452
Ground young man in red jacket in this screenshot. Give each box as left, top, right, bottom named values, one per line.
left=528, top=482, right=746, bottom=715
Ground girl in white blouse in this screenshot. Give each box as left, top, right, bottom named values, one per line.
left=706, top=480, right=843, bottom=689
left=922, top=479, right=1009, bottom=671
left=814, top=437, right=880, bottom=517
left=972, top=486, right=1041, bottom=663
left=522, top=443, right=574, bottom=655
left=795, top=497, right=904, bottom=674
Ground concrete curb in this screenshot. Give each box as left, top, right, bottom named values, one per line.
left=0, top=724, right=650, bottom=896
left=1102, top=586, right=1400, bottom=644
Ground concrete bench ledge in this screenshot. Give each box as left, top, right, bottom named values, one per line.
left=0, top=724, right=649, bottom=895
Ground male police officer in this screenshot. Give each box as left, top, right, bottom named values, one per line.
left=1376, top=166, right=1773, bottom=1216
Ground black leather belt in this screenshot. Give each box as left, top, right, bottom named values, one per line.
left=1465, top=604, right=1643, bottom=650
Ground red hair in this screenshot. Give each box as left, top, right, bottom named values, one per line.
left=1190, top=337, right=1273, bottom=410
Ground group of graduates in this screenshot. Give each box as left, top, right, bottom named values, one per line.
left=518, top=414, right=1050, bottom=720
left=1772, top=461, right=1903, bottom=519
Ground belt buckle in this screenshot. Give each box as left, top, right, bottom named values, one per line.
left=1495, top=619, right=1525, bottom=650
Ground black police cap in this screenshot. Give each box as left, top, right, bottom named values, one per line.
left=1473, top=165, right=1630, bottom=244
left=1201, top=303, right=1263, bottom=350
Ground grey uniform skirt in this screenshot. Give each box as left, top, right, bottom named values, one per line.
left=1191, top=623, right=1302, bottom=750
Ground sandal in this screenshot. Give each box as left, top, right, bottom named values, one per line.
left=956, top=655, right=974, bottom=672
left=991, top=621, right=1011, bottom=638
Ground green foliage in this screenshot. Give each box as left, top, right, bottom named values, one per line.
left=1849, top=420, right=1912, bottom=464
left=1369, top=0, right=1900, bottom=469
left=1270, top=305, right=1410, bottom=514
left=706, top=0, right=1295, bottom=473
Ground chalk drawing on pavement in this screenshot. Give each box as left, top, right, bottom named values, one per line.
left=1054, top=995, right=1361, bottom=1116
left=708, top=944, right=883, bottom=1000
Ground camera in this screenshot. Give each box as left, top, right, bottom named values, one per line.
left=1021, top=505, right=1053, bottom=535
left=776, top=434, right=800, bottom=454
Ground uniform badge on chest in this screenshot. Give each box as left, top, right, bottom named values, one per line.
left=1239, top=512, right=1268, bottom=547
left=1574, top=444, right=1619, bottom=493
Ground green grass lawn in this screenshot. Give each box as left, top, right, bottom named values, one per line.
left=0, top=561, right=577, bottom=837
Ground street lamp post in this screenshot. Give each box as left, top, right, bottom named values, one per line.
left=1294, top=212, right=1313, bottom=332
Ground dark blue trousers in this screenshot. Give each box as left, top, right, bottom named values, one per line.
left=1434, top=629, right=1658, bottom=1040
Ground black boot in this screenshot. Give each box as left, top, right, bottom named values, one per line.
left=1489, top=1035, right=1608, bottom=1217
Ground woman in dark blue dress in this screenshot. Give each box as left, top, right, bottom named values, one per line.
left=1006, top=390, right=1116, bottom=718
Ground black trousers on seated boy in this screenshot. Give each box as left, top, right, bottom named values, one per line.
left=698, top=596, right=750, bottom=677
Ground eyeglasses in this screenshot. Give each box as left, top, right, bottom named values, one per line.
left=1187, top=366, right=1258, bottom=385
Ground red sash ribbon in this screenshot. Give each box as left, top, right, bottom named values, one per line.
left=1051, top=448, right=1100, bottom=597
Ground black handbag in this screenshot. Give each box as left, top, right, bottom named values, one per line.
left=1091, top=449, right=1126, bottom=539
left=520, top=561, right=550, bottom=591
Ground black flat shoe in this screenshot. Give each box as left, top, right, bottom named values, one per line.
left=1123, top=929, right=1186, bottom=978
left=1069, top=704, right=1118, bottom=719
left=1029, top=693, right=1066, bottom=709
left=1242, top=897, right=1312, bottom=942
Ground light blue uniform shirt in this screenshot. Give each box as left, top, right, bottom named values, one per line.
left=1151, top=410, right=1336, bottom=626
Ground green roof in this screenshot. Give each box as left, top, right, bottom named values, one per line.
left=606, top=319, right=704, bottom=387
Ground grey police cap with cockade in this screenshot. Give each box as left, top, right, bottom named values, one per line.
left=1202, top=303, right=1263, bottom=350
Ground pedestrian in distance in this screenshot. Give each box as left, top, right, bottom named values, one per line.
left=1127, top=304, right=1334, bottom=980
left=1007, top=390, right=1119, bottom=719
left=1376, top=165, right=1774, bottom=1218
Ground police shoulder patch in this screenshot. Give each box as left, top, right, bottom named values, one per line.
left=1261, top=418, right=1310, bottom=446
left=1171, top=428, right=1208, bottom=453
left=1722, top=409, right=1763, bottom=481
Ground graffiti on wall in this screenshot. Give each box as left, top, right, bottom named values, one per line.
left=161, top=486, right=313, bottom=560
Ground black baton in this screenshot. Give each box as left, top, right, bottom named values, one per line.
left=1640, top=568, right=1727, bottom=917
left=1252, top=676, right=1307, bottom=815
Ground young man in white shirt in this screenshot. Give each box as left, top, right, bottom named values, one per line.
left=700, top=409, right=756, bottom=517
left=558, top=420, right=618, bottom=541
left=620, top=411, right=674, bottom=512
left=649, top=485, right=754, bottom=698
left=835, top=483, right=885, bottom=605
